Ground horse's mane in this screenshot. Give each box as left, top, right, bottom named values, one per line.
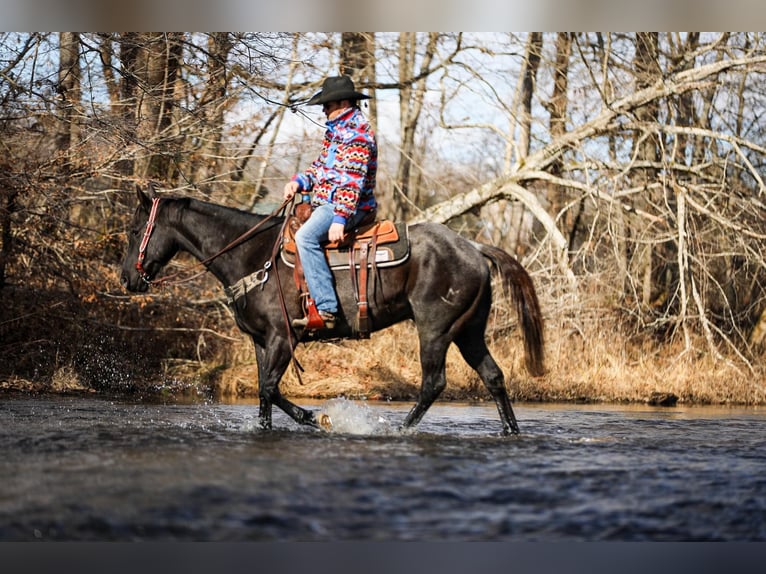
left=172, top=196, right=280, bottom=232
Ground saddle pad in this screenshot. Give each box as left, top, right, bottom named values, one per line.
left=281, top=221, right=410, bottom=270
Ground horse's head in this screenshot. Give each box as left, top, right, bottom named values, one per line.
left=120, top=184, right=178, bottom=292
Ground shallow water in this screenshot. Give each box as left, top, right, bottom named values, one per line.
left=1, top=393, right=765, bottom=540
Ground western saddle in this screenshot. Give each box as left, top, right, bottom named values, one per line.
left=281, top=204, right=402, bottom=338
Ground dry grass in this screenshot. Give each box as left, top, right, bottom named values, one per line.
left=203, top=269, right=766, bottom=407
left=210, top=313, right=766, bottom=407
left=3, top=273, right=765, bottom=407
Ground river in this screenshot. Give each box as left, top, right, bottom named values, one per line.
left=1, top=393, right=765, bottom=541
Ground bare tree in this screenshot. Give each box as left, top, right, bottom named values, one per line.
left=389, top=32, right=440, bottom=221
left=518, top=33, right=543, bottom=160
left=132, top=32, right=184, bottom=180
left=413, top=35, right=766, bottom=358
left=545, top=32, right=575, bottom=249
left=340, top=32, right=377, bottom=131
left=57, top=32, right=81, bottom=150
left=628, top=33, right=663, bottom=309
left=190, top=32, right=233, bottom=188
left=3, top=31, right=766, bottom=378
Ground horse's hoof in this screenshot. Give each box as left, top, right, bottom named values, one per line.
left=316, top=412, right=333, bottom=431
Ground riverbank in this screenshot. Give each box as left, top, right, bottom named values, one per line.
left=2, top=287, right=765, bottom=407
left=7, top=322, right=761, bottom=408
left=212, top=321, right=766, bottom=406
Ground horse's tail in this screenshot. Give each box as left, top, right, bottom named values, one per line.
left=473, top=242, right=545, bottom=377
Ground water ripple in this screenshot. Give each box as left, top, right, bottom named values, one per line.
left=1, top=395, right=766, bottom=540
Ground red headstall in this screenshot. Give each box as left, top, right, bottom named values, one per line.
left=135, top=197, right=161, bottom=284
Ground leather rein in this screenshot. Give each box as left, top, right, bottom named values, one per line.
left=135, top=197, right=291, bottom=287
left=134, top=196, right=306, bottom=382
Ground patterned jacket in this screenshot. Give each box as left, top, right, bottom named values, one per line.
left=291, top=107, right=378, bottom=226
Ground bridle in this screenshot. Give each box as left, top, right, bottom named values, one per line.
left=133, top=193, right=305, bottom=383
left=135, top=197, right=162, bottom=284
left=134, top=196, right=291, bottom=287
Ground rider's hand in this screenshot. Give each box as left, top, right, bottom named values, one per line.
left=283, top=181, right=299, bottom=201
left=328, top=222, right=345, bottom=243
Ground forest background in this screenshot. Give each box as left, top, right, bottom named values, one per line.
left=1, top=32, right=766, bottom=405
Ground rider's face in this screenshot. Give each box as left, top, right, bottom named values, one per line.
left=322, top=100, right=349, bottom=121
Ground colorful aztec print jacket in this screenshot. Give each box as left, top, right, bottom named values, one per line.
left=291, top=107, right=378, bottom=226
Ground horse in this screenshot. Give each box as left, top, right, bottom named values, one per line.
left=120, top=184, right=545, bottom=435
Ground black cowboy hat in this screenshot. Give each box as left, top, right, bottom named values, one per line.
left=304, top=75, right=371, bottom=106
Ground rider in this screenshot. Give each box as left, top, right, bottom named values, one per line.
left=283, top=75, right=378, bottom=330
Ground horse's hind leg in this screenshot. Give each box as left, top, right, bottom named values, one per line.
left=455, top=331, right=520, bottom=435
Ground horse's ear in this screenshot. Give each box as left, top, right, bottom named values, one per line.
left=135, top=183, right=154, bottom=212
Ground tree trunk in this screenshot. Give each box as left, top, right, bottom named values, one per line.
left=670, top=32, right=699, bottom=168
left=518, top=32, right=543, bottom=159
left=132, top=32, right=184, bottom=181
left=490, top=32, right=543, bottom=252
left=340, top=33, right=377, bottom=131
left=546, top=32, right=573, bottom=244
left=119, top=32, right=141, bottom=117
left=97, top=33, right=121, bottom=112
left=631, top=32, right=662, bottom=307
left=0, top=187, right=16, bottom=289
left=247, top=35, right=301, bottom=209
left=392, top=32, right=438, bottom=221
left=57, top=32, right=81, bottom=150
left=191, top=33, right=233, bottom=190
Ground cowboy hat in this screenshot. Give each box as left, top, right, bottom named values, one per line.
left=304, top=75, right=371, bottom=106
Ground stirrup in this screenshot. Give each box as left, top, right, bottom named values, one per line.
left=291, top=310, right=336, bottom=330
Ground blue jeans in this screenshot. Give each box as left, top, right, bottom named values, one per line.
left=294, top=203, right=368, bottom=314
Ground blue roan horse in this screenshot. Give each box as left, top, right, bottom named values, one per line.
left=121, top=185, right=545, bottom=435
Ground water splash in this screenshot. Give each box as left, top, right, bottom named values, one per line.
left=317, top=398, right=393, bottom=435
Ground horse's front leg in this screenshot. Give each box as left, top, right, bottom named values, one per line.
left=254, top=338, right=319, bottom=430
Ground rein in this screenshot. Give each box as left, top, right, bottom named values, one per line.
left=136, top=197, right=291, bottom=287
left=135, top=194, right=306, bottom=384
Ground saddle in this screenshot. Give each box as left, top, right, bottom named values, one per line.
left=281, top=208, right=409, bottom=338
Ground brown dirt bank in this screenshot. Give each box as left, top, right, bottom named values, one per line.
left=212, top=322, right=766, bottom=407
left=2, top=287, right=765, bottom=407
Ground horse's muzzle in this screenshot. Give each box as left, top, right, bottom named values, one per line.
left=121, top=270, right=149, bottom=293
